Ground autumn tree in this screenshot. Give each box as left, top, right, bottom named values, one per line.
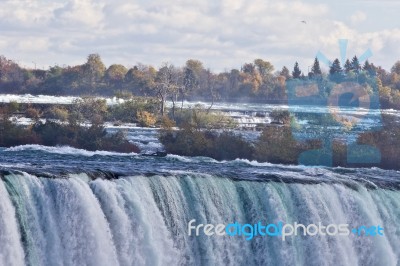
left=125, top=64, right=156, bottom=95
left=183, top=61, right=200, bottom=102
left=105, top=64, right=128, bottom=87
left=254, top=59, right=274, bottom=78
left=377, top=77, right=392, bottom=107
left=0, top=56, right=24, bottom=90
left=83, top=53, right=106, bottom=90
left=185, top=59, right=204, bottom=90
left=241, top=62, right=262, bottom=94
left=389, top=61, right=400, bottom=90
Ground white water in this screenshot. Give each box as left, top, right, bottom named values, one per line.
left=4, top=94, right=400, bottom=131
left=5, top=145, right=138, bottom=157
left=0, top=172, right=399, bottom=265
left=0, top=180, right=25, bottom=266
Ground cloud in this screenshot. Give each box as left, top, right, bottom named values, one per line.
left=0, top=0, right=397, bottom=72
left=17, top=37, right=50, bottom=52
left=350, top=11, right=367, bottom=24
left=53, top=0, right=105, bottom=28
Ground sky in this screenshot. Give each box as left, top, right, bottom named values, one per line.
left=0, top=0, right=399, bottom=73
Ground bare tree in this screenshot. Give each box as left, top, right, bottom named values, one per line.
left=155, top=63, right=183, bottom=117
left=205, top=69, right=220, bottom=113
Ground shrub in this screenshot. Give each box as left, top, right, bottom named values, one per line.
left=159, top=129, right=253, bottom=160
left=210, top=132, right=254, bottom=160
left=108, top=98, right=160, bottom=123
left=31, top=121, right=140, bottom=153
left=114, top=90, right=134, bottom=100
left=8, top=101, right=20, bottom=113
left=72, top=97, right=108, bottom=124
left=255, top=126, right=300, bottom=164
left=137, top=111, right=157, bottom=127
left=270, top=110, right=291, bottom=124
left=173, top=105, right=236, bottom=129
left=160, top=115, right=176, bottom=129
left=25, top=107, right=41, bottom=120
left=47, top=106, right=69, bottom=122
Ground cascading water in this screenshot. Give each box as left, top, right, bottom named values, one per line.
left=0, top=171, right=399, bottom=266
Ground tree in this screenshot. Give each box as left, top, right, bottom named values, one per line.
left=329, top=59, right=344, bottom=82
left=228, top=69, right=241, bottom=96
left=344, top=59, right=352, bottom=74
left=241, top=62, right=262, bottom=94
left=363, top=60, right=376, bottom=76
left=0, top=56, right=24, bottom=90
left=280, top=66, right=291, bottom=79
left=155, top=63, right=182, bottom=116
left=254, top=59, right=274, bottom=77
left=311, top=58, right=322, bottom=76
left=329, top=59, right=343, bottom=75
left=125, top=64, right=156, bottom=95
left=183, top=67, right=198, bottom=106
left=292, top=62, right=302, bottom=79
left=205, top=69, right=220, bottom=112
left=351, top=56, right=361, bottom=74
left=377, top=77, right=392, bottom=107
left=169, top=67, right=184, bottom=119
left=185, top=59, right=204, bottom=74
left=182, top=59, right=204, bottom=105
left=242, top=63, right=256, bottom=74
left=105, top=64, right=128, bottom=86
left=391, top=61, right=400, bottom=75
left=83, top=54, right=106, bottom=90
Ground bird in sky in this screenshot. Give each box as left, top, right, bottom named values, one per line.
left=301, top=20, right=307, bottom=24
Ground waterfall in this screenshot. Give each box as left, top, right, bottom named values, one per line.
left=0, top=172, right=399, bottom=266
left=0, top=178, right=25, bottom=266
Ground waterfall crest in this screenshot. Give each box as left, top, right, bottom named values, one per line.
left=1, top=172, right=399, bottom=266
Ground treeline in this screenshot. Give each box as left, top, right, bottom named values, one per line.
left=2, top=54, right=400, bottom=109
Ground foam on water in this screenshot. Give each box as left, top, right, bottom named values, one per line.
left=5, top=144, right=138, bottom=157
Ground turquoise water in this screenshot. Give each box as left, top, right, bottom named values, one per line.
left=0, top=145, right=400, bottom=265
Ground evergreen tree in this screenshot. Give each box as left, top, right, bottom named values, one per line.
left=329, top=59, right=343, bottom=82
left=329, top=59, right=343, bottom=75
left=344, top=59, right=352, bottom=73
left=363, top=60, right=376, bottom=76
left=311, top=58, right=322, bottom=76
left=351, top=56, right=361, bottom=74
left=363, top=60, right=371, bottom=71
left=280, top=66, right=291, bottom=79
left=292, top=62, right=302, bottom=79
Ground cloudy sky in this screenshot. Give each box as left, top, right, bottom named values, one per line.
left=0, top=0, right=399, bottom=72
